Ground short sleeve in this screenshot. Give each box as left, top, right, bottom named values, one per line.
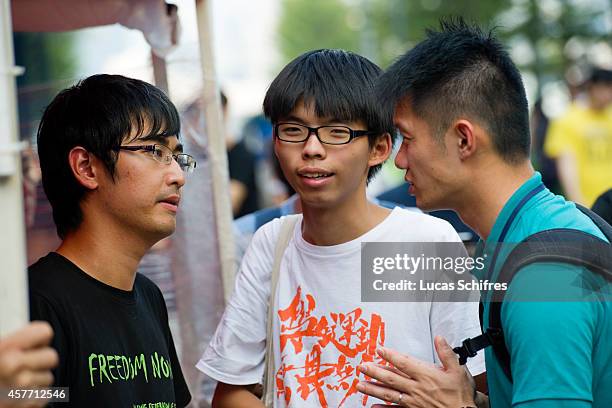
left=430, top=300, right=485, bottom=376
left=515, top=400, right=591, bottom=408
left=501, top=263, right=599, bottom=405
left=29, top=294, right=70, bottom=389
left=196, top=219, right=279, bottom=385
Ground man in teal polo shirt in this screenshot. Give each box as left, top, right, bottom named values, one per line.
left=356, top=18, right=611, bottom=408
left=476, top=173, right=610, bottom=407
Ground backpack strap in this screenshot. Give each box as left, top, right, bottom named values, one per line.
left=490, top=229, right=611, bottom=378
left=261, top=215, right=300, bottom=407
left=455, top=205, right=612, bottom=382
left=575, top=203, right=612, bottom=242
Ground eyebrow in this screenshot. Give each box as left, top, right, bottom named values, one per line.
left=281, top=115, right=307, bottom=124
left=139, top=134, right=183, bottom=153
left=281, top=116, right=350, bottom=126
left=140, top=134, right=170, bottom=144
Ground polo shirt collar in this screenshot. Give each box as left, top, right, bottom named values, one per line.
left=476, top=172, right=543, bottom=266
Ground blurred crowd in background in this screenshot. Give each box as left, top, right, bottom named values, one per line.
left=15, top=0, right=612, bottom=262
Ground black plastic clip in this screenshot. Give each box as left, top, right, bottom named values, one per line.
left=454, top=337, right=481, bottom=365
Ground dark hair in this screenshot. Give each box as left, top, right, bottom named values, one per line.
left=220, top=90, right=228, bottom=109
left=592, top=188, right=612, bottom=226
left=37, top=74, right=180, bottom=238
left=263, top=49, right=395, bottom=182
left=589, top=68, right=612, bottom=85
left=377, top=17, right=530, bottom=164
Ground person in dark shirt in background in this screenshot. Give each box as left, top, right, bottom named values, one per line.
left=592, top=188, right=612, bottom=225
left=29, top=74, right=193, bottom=407
left=221, top=91, right=260, bottom=218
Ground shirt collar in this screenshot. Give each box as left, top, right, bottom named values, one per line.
left=476, top=172, right=543, bottom=260
left=487, top=172, right=543, bottom=244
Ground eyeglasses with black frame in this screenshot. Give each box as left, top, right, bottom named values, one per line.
left=275, top=122, right=379, bottom=145
left=116, top=144, right=197, bottom=173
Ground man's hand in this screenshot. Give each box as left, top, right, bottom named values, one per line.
left=0, top=322, right=58, bottom=408
left=356, top=336, right=476, bottom=407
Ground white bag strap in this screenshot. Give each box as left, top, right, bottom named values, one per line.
left=262, top=215, right=300, bottom=407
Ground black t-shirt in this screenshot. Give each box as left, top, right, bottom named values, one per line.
left=28, top=253, right=191, bottom=408
left=228, top=140, right=258, bottom=218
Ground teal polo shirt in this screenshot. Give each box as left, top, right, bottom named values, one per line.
left=475, top=172, right=612, bottom=408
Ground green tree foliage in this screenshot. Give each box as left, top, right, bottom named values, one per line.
left=278, top=0, right=510, bottom=66
left=13, top=32, right=76, bottom=140
left=277, top=0, right=611, bottom=88
left=497, top=0, right=611, bottom=94
left=14, top=32, right=75, bottom=87
left=369, top=0, right=510, bottom=66
left=278, top=0, right=361, bottom=61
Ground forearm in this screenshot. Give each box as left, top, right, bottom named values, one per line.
left=212, top=383, right=265, bottom=408
left=230, top=180, right=248, bottom=216
left=556, top=153, right=585, bottom=205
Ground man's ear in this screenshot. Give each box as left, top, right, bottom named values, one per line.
left=67, top=147, right=100, bottom=190
left=368, top=132, right=393, bottom=167
left=453, top=120, right=477, bottom=160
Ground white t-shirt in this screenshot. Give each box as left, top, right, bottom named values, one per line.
left=198, top=207, right=485, bottom=407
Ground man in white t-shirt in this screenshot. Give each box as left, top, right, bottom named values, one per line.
left=197, top=49, right=485, bottom=407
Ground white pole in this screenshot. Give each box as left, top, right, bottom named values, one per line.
left=195, top=0, right=235, bottom=302
left=0, top=0, right=28, bottom=337
left=151, top=51, right=169, bottom=95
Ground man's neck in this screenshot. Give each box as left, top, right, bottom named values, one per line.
left=300, top=188, right=390, bottom=246
left=56, top=218, right=152, bottom=291
left=454, top=161, right=534, bottom=241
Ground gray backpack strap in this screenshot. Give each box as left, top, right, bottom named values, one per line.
left=262, top=215, right=300, bottom=407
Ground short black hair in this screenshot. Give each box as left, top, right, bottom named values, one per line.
left=37, top=74, right=180, bottom=238
left=589, top=68, right=612, bottom=85
left=263, top=49, right=395, bottom=182
left=592, top=188, right=612, bottom=226
left=377, top=17, right=530, bottom=164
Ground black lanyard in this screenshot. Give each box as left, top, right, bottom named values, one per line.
left=486, top=183, right=545, bottom=281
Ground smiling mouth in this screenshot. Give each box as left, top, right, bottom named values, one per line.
left=300, top=172, right=333, bottom=179
left=298, top=167, right=335, bottom=178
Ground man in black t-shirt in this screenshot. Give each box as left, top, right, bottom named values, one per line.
left=219, top=91, right=260, bottom=218
left=29, top=75, right=194, bottom=407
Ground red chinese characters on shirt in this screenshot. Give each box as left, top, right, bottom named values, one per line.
left=275, top=286, right=391, bottom=407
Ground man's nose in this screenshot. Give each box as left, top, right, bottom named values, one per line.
left=395, top=145, right=409, bottom=170
left=167, top=157, right=186, bottom=188
left=302, top=131, right=326, bottom=159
